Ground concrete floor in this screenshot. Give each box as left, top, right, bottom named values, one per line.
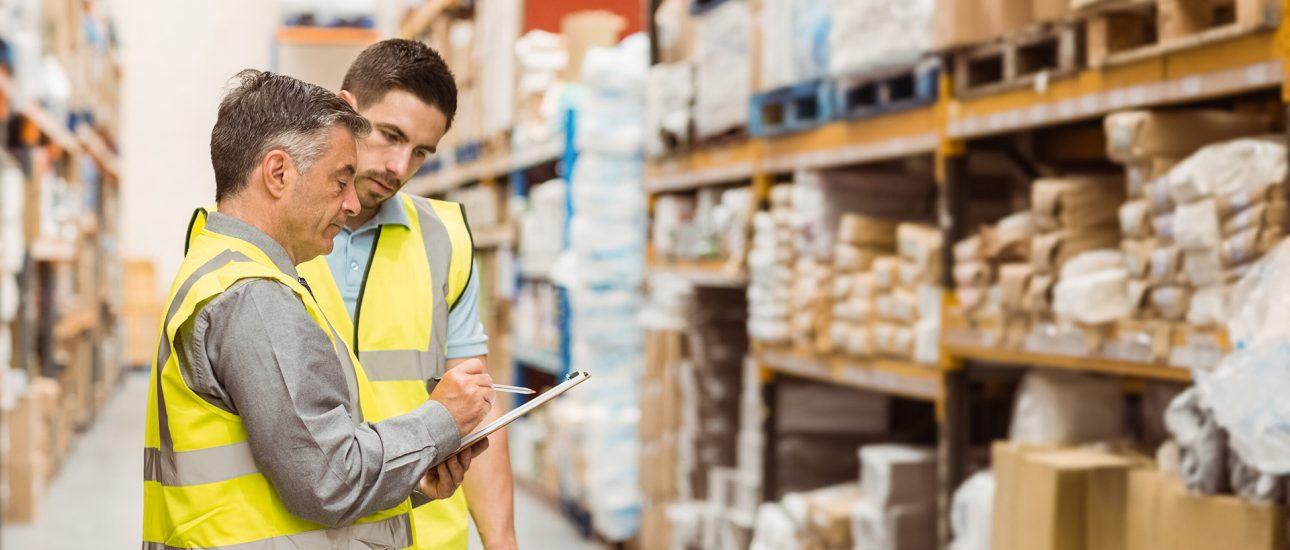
left=2, top=371, right=602, bottom=550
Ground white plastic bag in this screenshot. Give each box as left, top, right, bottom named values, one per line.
left=949, top=472, right=995, bottom=550
left=1009, top=370, right=1126, bottom=444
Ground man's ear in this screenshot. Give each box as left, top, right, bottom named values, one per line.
left=338, top=90, right=359, bottom=110
left=262, top=150, right=291, bottom=199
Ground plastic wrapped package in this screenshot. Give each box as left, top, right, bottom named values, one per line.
left=1227, top=451, right=1285, bottom=503
left=478, top=0, right=519, bottom=136
left=1223, top=200, right=1288, bottom=236
left=694, top=1, right=752, bottom=137
left=645, top=62, right=694, bottom=156
left=1167, top=137, right=1286, bottom=204
left=914, top=318, right=940, bottom=365
left=1173, top=199, right=1221, bottom=251
left=761, top=0, right=831, bottom=89
left=749, top=501, right=801, bottom=550
left=1009, top=370, right=1126, bottom=444
left=1165, top=388, right=1229, bottom=493
left=986, top=212, right=1035, bottom=261
left=829, top=0, right=933, bottom=77
left=858, top=445, right=936, bottom=509
left=1118, top=199, right=1153, bottom=239
left=576, top=92, right=647, bottom=156
left=948, top=472, right=995, bottom=550
left=1031, top=175, right=1126, bottom=232
left=1059, top=250, right=1126, bottom=279
left=1053, top=268, right=1133, bottom=325
left=1103, top=110, right=1269, bottom=163
left=1186, top=285, right=1229, bottom=326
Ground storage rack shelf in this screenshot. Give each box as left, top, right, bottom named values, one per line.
left=404, top=137, right=565, bottom=196
left=941, top=332, right=1194, bottom=382
left=756, top=345, right=943, bottom=402
left=646, top=259, right=748, bottom=288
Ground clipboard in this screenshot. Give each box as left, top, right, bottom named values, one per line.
left=441, top=370, right=592, bottom=463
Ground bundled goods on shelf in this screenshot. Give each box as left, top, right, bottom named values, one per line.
left=1101, top=110, right=1276, bottom=362
left=513, top=29, right=569, bottom=149
left=652, top=187, right=754, bottom=268
left=747, top=184, right=797, bottom=344
left=477, top=0, right=519, bottom=139
left=932, top=0, right=1058, bottom=50
left=646, top=61, right=695, bottom=156
left=828, top=0, right=933, bottom=77
left=518, top=179, right=566, bottom=277
left=789, top=169, right=938, bottom=357
left=693, top=0, right=753, bottom=139
left=792, top=257, right=835, bottom=354
left=557, top=35, right=649, bottom=542
left=759, top=0, right=831, bottom=91
left=828, top=213, right=898, bottom=357
left=513, top=281, right=562, bottom=355
left=954, top=212, right=1036, bottom=347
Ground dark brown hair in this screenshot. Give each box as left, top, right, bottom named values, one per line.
left=210, top=70, right=371, bottom=201
left=341, top=39, right=458, bottom=129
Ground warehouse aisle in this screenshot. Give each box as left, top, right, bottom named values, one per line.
left=2, top=371, right=601, bottom=550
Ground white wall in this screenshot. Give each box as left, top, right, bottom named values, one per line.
left=113, top=0, right=281, bottom=295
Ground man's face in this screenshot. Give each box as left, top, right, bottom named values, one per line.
left=352, top=89, right=449, bottom=210
left=283, top=126, right=361, bottom=263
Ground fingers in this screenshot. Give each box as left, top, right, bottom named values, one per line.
left=469, top=438, right=491, bottom=459
left=434, top=463, right=454, bottom=497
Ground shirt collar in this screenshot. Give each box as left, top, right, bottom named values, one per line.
left=204, top=211, right=300, bottom=278
left=350, top=192, right=410, bottom=233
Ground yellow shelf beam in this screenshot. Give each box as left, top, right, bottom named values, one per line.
left=941, top=334, right=1194, bottom=382
left=757, top=346, right=942, bottom=402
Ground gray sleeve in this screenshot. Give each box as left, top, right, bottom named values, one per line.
left=199, top=279, right=462, bottom=528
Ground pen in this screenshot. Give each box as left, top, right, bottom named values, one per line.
left=432, top=376, right=537, bottom=395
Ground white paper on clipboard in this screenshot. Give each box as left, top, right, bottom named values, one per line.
left=440, top=371, right=592, bottom=463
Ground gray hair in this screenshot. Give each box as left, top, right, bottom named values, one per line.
left=210, top=69, right=371, bottom=201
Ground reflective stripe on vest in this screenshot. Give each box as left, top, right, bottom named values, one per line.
left=141, top=514, right=412, bottom=550
left=145, top=224, right=413, bottom=549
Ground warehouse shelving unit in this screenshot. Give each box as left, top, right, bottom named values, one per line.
left=396, top=0, right=1290, bottom=545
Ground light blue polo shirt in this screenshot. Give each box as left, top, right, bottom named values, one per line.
left=326, top=195, right=489, bottom=359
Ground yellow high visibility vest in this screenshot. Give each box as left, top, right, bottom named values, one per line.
left=143, top=219, right=415, bottom=549
left=186, top=193, right=475, bottom=549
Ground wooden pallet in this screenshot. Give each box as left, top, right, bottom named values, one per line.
left=833, top=61, right=940, bottom=120
left=952, top=22, right=1084, bottom=98
left=749, top=80, right=835, bottom=138
left=1085, top=0, right=1277, bottom=67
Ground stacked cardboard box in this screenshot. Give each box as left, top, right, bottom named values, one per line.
left=748, top=185, right=796, bottom=344
left=773, top=379, right=890, bottom=497
left=850, top=445, right=938, bottom=550
left=640, top=329, right=685, bottom=550
left=991, top=442, right=1149, bottom=550
left=1126, top=469, right=1286, bottom=550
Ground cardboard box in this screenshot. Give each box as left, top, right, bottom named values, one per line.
left=1127, top=469, right=1286, bottom=550
left=851, top=500, right=938, bottom=550
left=1104, top=110, right=1270, bottom=163
left=995, top=444, right=1144, bottom=550
left=6, top=392, right=48, bottom=523
left=834, top=243, right=883, bottom=273
left=1120, top=239, right=1154, bottom=279
left=838, top=214, right=901, bottom=249
left=1032, top=176, right=1127, bottom=232
left=982, top=0, right=1035, bottom=40
left=858, top=445, right=937, bottom=510
left=806, top=483, right=863, bottom=550
left=1149, top=285, right=1192, bottom=322
left=1033, top=0, right=1071, bottom=22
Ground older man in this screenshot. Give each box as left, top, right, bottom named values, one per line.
left=142, top=70, right=493, bottom=549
